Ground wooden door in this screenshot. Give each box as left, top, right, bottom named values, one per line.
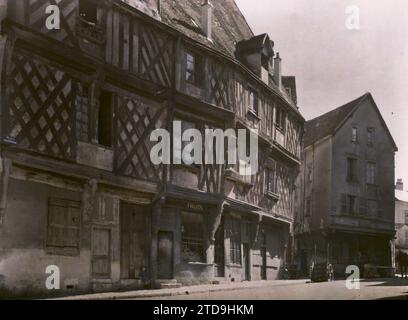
left=157, top=232, right=174, bottom=279
left=243, top=243, right=251, bottom=281
left=120, top=203, right=147, bottom=279
left=92, top=228, right=111, bottom=278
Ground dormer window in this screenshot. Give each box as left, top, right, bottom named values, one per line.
left=186, top=52, right=204, bottom=86
left=79, top=0, right=97, bottom=24
left=261, top=54, right=270, bottom=71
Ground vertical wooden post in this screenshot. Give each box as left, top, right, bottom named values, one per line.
left=0, top=157, right=11, bottom=227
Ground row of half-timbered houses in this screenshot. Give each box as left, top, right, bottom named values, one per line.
left=0, top=0, right=304, bottom=297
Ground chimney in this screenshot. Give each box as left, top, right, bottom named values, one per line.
left=201, top=0, right=213, bottom=41
left=396, top=179, right=404, bottom=191
left=273, top=52, right=282, bottom=88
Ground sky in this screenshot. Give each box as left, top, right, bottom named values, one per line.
left=235, top=0, right=408, bottom=189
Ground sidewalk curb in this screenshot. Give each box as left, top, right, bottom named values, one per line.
left=55, top=280, right=309, bottom=300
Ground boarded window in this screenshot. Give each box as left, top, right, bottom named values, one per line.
left=98, top=91, right=113, bottom=147
left=230, top=219, right=242, bottom=265
left=181, top=212, right=205, bottom=263
left=46, top=198, right=81, bottom=256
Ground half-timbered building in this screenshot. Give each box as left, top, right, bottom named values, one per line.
left=0, top=0, right=304, bottom=296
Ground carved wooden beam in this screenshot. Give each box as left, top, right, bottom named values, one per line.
left=252, top=214, right=263, bottom=245
left=209, top=200, right=226, bottom=242
left=0, top=157, right=11, bottom=226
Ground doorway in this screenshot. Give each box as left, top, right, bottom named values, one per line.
left=120, top=203, right=147, bottom=279
left=261, top=247, right=267, bottom=280
left=157, top=231, right=174, bottom=279
left=214, top=221, right=225, bottom=277
left=243, top=243, right=251, bottom=281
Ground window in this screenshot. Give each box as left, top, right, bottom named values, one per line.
left=367, top=200, right=378, bottom=217
left=406, top=230, right=408, bottom=245
left=98, top=91, right=113, bottom=147
left=347, top=158, right=358, bottom=182
left=75, top=84, right=90, bottom=142
left=266, top=162, right=277, bottom=194
left=405, top=211, right=408, bottom=225
left=341, top=194, right=357, bottom=215
left=367, top=128, right=375, bottom=145
left=230, top=219, right=242, bottom=265
left=275, top=107, right=286, bottom=130
left=366, top=162, right=376, bottom=185
left=305, top=197, right=311, bottom=217
left=181, top=212, right=205, bottom=262
left=307, top=165, right=313, bottom=183
left=46, top=198, right=81, bottom=256
left=261, top=54, right=269, bottom=71
left=351, top=127, right=358, bottom=143
left=185, top=52, right=204, bottom=86
left=79, top=0, right=98, bottom=24
left=248, top=89, right=259, bottom=115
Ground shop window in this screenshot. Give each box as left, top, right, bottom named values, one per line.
left=181, top=212, right=205, bottom=263
left=230, top=219, right=242, bottom=265
left=46, top=198, right=81, bottom=256
left=98, top=91, right=113, bottom=148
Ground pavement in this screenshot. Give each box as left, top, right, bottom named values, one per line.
left=54, top=279, right=308, bottom=300
left=54, top=276, right=408, bottom=300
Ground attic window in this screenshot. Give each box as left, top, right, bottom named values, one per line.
left=79, top=0, right=97, bottom=24
left=261, top=54, right=270, bottom=71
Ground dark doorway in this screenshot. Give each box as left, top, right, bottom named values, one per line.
left=243, top=243, right=251, bottom=281
left=261, top=247, right=267, bottom=280
left=214, top=221, right=225, bottom=277
left=300, top=249, right=308, bottom=276
left=157, top=232, right=174, bottom=279
left=120, top=203, right=147, bottom=279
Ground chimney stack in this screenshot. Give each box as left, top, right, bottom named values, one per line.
left=396, top=179, right=404, bottom=191
left=201, top=0, right=213, bottom=41
left=273, top=52, right=282, bottom=88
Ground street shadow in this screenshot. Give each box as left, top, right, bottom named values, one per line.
left=359, top=277, right=408, bottom=287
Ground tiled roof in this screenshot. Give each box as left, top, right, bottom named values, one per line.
left=304, top=93, right=369, bottom=147
left=160, top=0, right=254, bottom=58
